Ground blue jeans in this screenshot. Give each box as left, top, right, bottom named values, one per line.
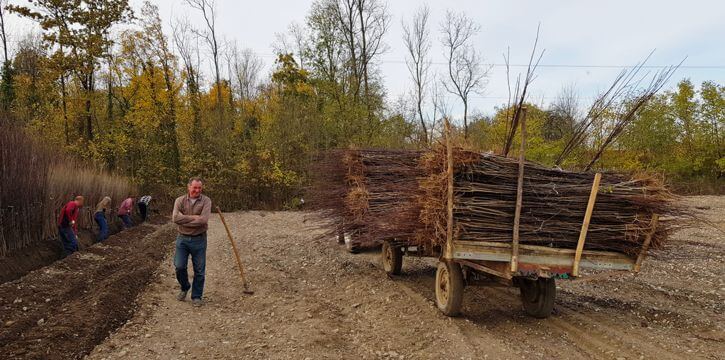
left=94, top=212, right=108, bottom=241
left=58, top=226, right=78, bottom=255
left=174, top=233, right=207, bottom=300
left=119, top=214, right=133, bottom=228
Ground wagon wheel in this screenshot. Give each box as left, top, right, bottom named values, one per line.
left=518, top=277, right=556, bottom=319
left=344, top=233, right=359, bottom=254
left=382, top=241, right=403, bottom=275
left=435, top=260, right=464, bottom=316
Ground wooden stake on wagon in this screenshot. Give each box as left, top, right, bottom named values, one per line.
left=444, top=118, right=455, bottom=260
left=511, top=107, right=528, bottom=273
left=572, top=172, right=602, bottom=277
left=216, top=207, right=254, bottom=295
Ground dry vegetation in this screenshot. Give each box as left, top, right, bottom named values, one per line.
left=0, top=123, right=135, bottom=256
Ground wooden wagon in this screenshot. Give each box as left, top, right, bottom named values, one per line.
left=379, top=120, right=660, bottom=319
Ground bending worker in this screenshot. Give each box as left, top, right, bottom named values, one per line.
left=118, top=196, right=135, bottom=228
left=94, top=196, right=111, bottom=242
left=172, top=177, right=212, bottom=307
left=58, top=196, right=84, bottom=256
left=137, top=195, right=152, bottom=222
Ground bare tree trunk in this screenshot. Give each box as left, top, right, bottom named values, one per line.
left=0, top=0, right=12, bottom=112
left=334, top=0, right=360, bottom=103
left=440, top=11, right=486, bottom=140
left=60, top=73, right=69, bottom=145
left=173, top=17, right=204, bottom=148
left=353, top=0, right=389, bottom=141
left=403, top=5, right=431, bottom=144
left=82, top=71, right=94, bottom=141
left=185, top=0, right=224, bottom=127
left=106, top=56, right=113, bottom=124
left=463, top=100, right=468, bottom=138
left=356, top=0, right=369, bottom=103
left=0, top=0, right=7, bottom=64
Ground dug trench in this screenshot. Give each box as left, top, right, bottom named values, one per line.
left=0, top=218, right=175, bottom=359
left=0, top=213, right=162, bottom=284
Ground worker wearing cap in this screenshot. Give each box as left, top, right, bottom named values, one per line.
left=58, top=196, right=84, bottom=256
left=172, top=177, right=212, bottom=307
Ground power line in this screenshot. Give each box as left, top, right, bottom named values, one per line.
left=378, top=60, right=723, bottom=70
left=255, top=53, right=723, bottom=70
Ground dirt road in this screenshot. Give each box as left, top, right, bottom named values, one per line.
left=86, top=197, right=724, bottom=360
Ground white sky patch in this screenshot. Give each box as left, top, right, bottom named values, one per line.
left=4, top=0, right=724, bottom=120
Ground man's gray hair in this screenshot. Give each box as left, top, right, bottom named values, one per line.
left=188, top=176, right=204, bottom=185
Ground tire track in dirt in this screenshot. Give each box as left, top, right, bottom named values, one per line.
left=458, top=286, right=616, bottom=360
left=553, top=301, right=686, bottom=359
left=367, top=248, right=721, bottom=360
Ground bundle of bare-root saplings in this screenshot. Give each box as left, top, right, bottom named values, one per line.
left=416, top=146, right=677, bottom=256
left=306, top=149, right=351, bottom=235
left=306, top=149, right=424, bottom=251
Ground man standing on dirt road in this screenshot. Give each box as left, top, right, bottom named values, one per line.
left=172, top=177, right=212, bottom=307
left=58, top=196, right=84, bottom=256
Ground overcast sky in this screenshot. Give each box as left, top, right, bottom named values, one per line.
left=5, top=0, right=725, bottom=117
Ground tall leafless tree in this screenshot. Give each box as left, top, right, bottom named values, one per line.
left=232, top=46, right=263, bottom=102
left=543, top=85, right=580, bottom=142
left=402, top=5, right=431, bottom=144
left=330, top=0, right=389, bottom=138
left=184, top=0, right=224, bottom=124
left=274, top=22, right=308, bottom=70
left=501, top=26, right=544, bottom=156
left=356, top=0, right=389, bottom=115
left=0, top=0, right=12, bottom=112
left=440, top=10, right=487, bottom=139
left=222, top=38, right=235, bottom=108
left=333, top=0, right=361, bottom=101
left=0, top=0, right=9, bottom=64
left=172, top=17, right=204, bottom=144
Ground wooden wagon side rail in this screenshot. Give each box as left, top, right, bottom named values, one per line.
left=452, top=240, right=636, bottom=272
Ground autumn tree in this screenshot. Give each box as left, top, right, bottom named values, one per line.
left=10, top=0, right=133, bottom=142
left=139, top=1, right=181, bottom=181
left=172, top=17, right=203, bottom=147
